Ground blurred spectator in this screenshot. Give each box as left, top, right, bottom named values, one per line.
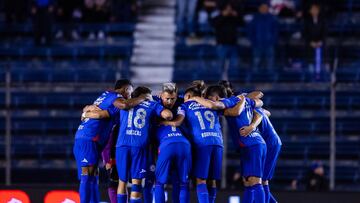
left=270, top=0, right=298, bottom=19
left=301, top=0, right=336, bottom=19
left=110, top=0, right=137, bottom=22
left=248, top=3, right=278, bottom=70
left=55, top=0, right=82, bottom=40
left=176, top=0, right=198, bottom=36
left=32, top=0, right=54, bottom=46
left=4, top=0, right=29, bottom=24
left=83, top=0, right=111, bottom=40
left=229, top=171, right=242, bottom=189
left=291, top=162, right=329, bottom=191
left=305, top=162, right=329, bottom=191
left=211, top=3, right=241, bottom=79
left=303, top=4, right=326, bottom=73
left=197, top=0, right=217, bottom=26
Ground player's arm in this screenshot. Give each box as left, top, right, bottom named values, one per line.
left=224, top=95, right=246, bottom=116
left=82, top=110, right=110, bottom=119
left=112, top=94, right=151, bottom=110
left=262, top=108, right=271, bottom=117
left=160, top=109, right=173, bottom=121
left=253, top=98, right=263, bottom=108
left=246, top=91, right=264, bottom=99
left=192, top=96, right=225, bottom=110
left=161, top=114, right=185, bottom=127
left=83, top=104, right=101, bottom=112
left=239, top=110, right=263, bottom=137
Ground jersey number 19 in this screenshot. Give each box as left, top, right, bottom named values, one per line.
left=194, top=111, right=215, bottom=130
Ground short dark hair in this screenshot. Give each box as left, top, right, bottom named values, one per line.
left=131, top=86, right=151, bottom=98
left=205, top=85, right=227, bottom=98
left=218, top=80, right=234, bottom=97
left=114, top=79, right=132, bottom=90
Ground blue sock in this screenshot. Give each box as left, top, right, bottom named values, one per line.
left=196, top=183, right=209, bottom=203
left=117, top=194, right=127, bottom=203
left=179, top=184, right=189, bottom=203
left=242, top=186, right=254, bottom=203
left=143, top=181, right=154, bottom=203
left=90, top=176, right=100, bottom=203
left=263, top=185, right=270, bottom=203
left=79, top=175, right=91, bottom=203
left=208, top=187, right=217, bottom=203
left=130, top=184, right=142, bottom=203
left=269, top=193, right=277, bottom=203
left=172, top=182, right=180, bottom=203
left=253, top=184, right=265, bottom=203
left=154, top=183, right=165, bottom=203
left=129, top=198, right=142, bottom=203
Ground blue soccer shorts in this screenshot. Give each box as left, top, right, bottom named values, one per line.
left=116, top=146, right=147, bottom=182
left=240, top=143, right=267, bottom=178
left=155, top=142, right=192, bottom=184
left=193, top=145, right=223, bottom=180
left=73, top=139, right=99, bottom=179
left=263, top=144, right=281, bottom=180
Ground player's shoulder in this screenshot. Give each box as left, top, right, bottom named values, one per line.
left=152, top=95, right=161, bottom=102
left=138, top=100, right=160, bottom=109
left=181, top=100, right=193, bottom=108
left=102, top=90, right=122, bottom=99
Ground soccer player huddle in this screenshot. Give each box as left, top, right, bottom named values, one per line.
left=73, top=79, right=282, bottom=203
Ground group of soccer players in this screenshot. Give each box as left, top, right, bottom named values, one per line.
left=73, top=79, right=282, bottom=203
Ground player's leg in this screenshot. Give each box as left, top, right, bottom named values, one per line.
left=171, top=171, right=181, bottom=203
left=116, top=146, right=131, bottom=203
left=74, top=139, right=99, bottom=203
left=175, top=143, right=191, bottom=203
left=194, top=146, right=211, bottom=203
left=107, top=164, right=119, bottom=203
left=154, top=145, right=172, bottom=203
left=241, top=144, right=266, bottom=203
left=207, top=146, right=223, bottom=203
left=79, top=166, right=92, bottom=203
left=208, top=180, right=217, bottom=203
left=89, top=166, right=100, bottom=203
left=144, top=151, right=156, bottom=203
left=263, top=144, right=281, bottom=203
left=130, top=179, right=143, bottom=203
left=144, top=166, right=155, bottom=203
left=239, top=148, right=254, bottom=203
left=129, top=147, right=148, bottom=203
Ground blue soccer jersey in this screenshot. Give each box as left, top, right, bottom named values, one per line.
left=155, top=125, right=190, bottom=150
left=220, top=96, right=241, bottom=109
left=75, top=91, right=121, bottom=146
left=110, top=100, right=165, bottom=148
left=225, top=98, right=265, bottom=147
left=255, top=108, right=282, bottom=146
left=179, top=101, right=223, bottom=147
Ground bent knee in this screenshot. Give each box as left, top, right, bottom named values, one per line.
left=196, top=178, right=206, bottom=185
left=244, top=176, right=262, bottom=186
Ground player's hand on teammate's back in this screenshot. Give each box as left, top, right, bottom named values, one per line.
left=237, top=95, right=245, bottom=101
left=239, top=125, right=255, bottom=137
left=83, top=105, right=101, bottom=112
